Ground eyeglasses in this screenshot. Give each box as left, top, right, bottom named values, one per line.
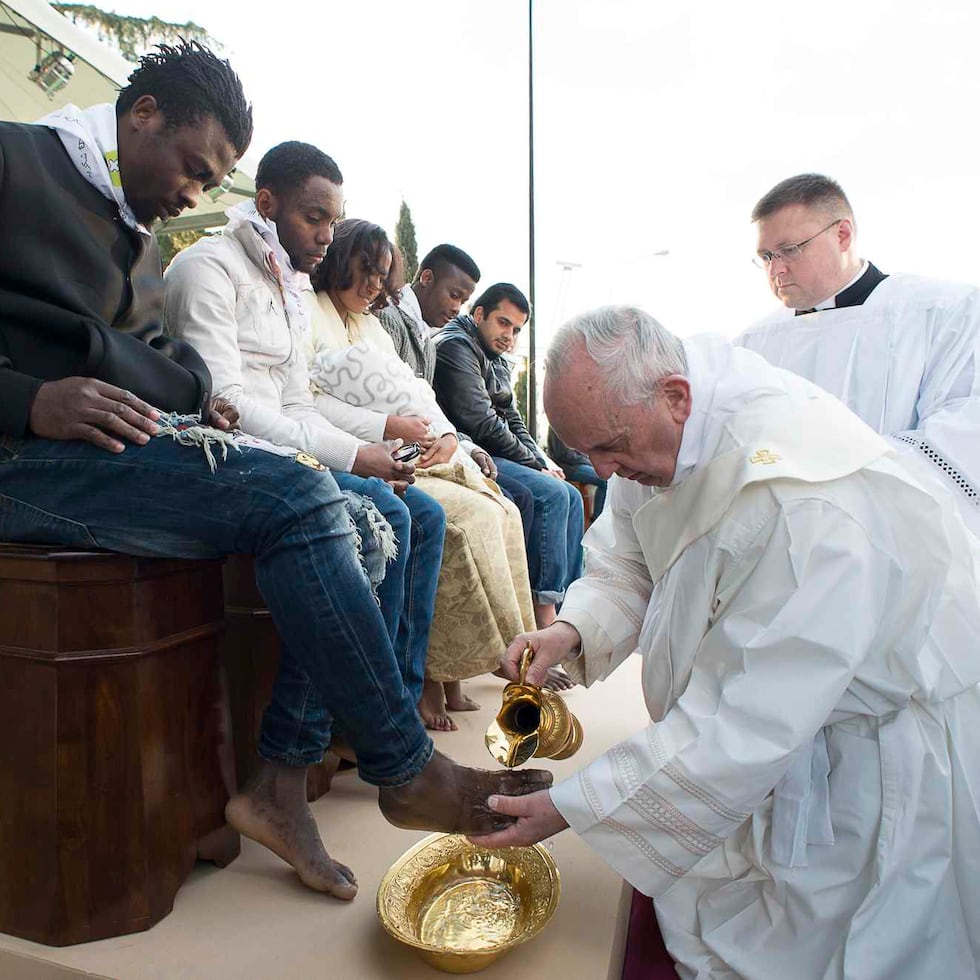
left=753, top=219, right=843, bottom=268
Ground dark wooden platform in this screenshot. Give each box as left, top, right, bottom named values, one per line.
left=0, top=544, right=239, bottom=946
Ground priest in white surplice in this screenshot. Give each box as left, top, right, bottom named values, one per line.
left=737, top=173, right=980, bottom=536
left=473, top=306, right=980, bottom=980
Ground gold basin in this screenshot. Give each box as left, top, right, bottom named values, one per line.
left=377, top=833, right=561, bottom=974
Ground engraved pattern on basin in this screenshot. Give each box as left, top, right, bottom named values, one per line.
left=377, top=833, right=560, bottom=971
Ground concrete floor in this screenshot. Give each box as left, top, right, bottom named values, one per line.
left=0, top=657, right=649, bottom=980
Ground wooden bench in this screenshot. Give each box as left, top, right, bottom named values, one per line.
left=0, top=545, right=239, bottom=946
left=571, top=480, right=596, bottom=526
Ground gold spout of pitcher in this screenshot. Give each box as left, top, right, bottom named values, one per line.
left=485, top=646, right=584, bottom=768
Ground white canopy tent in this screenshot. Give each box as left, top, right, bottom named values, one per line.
left=0, top=0, right=254, bottom=234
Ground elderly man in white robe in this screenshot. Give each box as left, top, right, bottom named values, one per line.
left=475, top=306, right=980, bottom=980
left=737, top=172, right=980, bottom=536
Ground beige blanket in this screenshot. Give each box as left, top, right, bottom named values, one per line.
left=310, top=341, right=535, bottom=680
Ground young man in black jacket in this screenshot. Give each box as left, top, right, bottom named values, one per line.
left=433, top=283, right=583, bottom=631
left=0, top=43, right=548, bottom=902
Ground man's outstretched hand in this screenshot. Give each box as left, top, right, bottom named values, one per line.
left=467, top=789, right=569, bottom=848
left=28, top=377, right=160, bottom=453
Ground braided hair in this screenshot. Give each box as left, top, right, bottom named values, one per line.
left=116, top=40, right=253, bottom=157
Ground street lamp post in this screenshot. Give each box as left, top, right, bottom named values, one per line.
left=527, top=0, right=537, bottom=438
left=553, top=259, right=582, bottom=331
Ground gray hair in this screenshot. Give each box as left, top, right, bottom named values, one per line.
left=545, top=305, right=687, bottom=406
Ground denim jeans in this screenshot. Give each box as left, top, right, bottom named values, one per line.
left=563, top=461, right=607, bottom=519
left=492, top=458, right=584, bottom=605
left=0, top=433, right=433, bottom=786
left=498, top=478, right=534, bottom=550
left=269, top=477, right=446, bottom=766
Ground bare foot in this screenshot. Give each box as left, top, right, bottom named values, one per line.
left=225, top=760, right=358, bottom=900
left=445, top=680, right=480, bottom=712
left=419, top=678, right=458, bottom=732
left=493, top=665, right=575, bottom=692
left=542, top=666, right=575, bottom=692
left=379, top=749, right=553, bottom=835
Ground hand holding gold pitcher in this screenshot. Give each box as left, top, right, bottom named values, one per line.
left=485, top=646, right=583, bottom=767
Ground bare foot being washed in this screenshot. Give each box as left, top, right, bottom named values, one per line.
left=542, top=666, right=576, bottom=691
left=419, top=677, right=457, bottom=731
left=445, top=679, right=480, bottom=712
left=225, top=761, right=358, bottom=900
left=379, top=749, right=553, bottom=835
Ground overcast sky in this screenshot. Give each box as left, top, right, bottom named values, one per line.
left=99, top=1, right=980, bottom=368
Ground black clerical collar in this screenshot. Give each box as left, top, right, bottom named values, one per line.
left=795, top=262, right=888, bottom=315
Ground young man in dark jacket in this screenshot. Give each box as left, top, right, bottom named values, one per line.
left=0, top=43, right=548, bottom=902
left=433, top=283, right=583, bottom=630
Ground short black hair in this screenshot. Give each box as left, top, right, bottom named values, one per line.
left=419, top=243, right=480, bottom=283
left=255, top=142, right=343, bottom=197
left=751, top=173, right=853, bottom=223
left=116, top=40, right=253, bottom=158
left=472, top=282, right=530, bottom=319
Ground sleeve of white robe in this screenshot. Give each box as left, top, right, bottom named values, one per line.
left=556, top=474, right=654, bottom=687
left=890, top=286, right=980, bottom=503
left=550, top=496, right=898, bottom=897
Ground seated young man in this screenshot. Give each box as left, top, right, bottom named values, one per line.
left=0, top=42, right=549, bottom=904
left=164, top=140, right=445, bottom=735
left=378, top=243, right=480, bottom=379
left=379, top=244, right=536, bottom=544
left=433, top=284, right=584, bottom=633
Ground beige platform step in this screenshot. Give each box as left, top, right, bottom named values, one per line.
left=0, top=658, right=648, bottom=979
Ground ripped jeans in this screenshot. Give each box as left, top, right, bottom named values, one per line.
left=263, top=477, right=445, bottom=767
left=0, top=433, right=433, bottom=786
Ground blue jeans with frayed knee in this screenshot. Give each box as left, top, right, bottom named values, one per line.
left=0, top=433, right=433, bottom=786
left=268, top=477, right=445, bottom=766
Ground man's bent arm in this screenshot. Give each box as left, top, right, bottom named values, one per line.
left=0, top=142, right=39, bottom=436
left=434, top=338, right=541, bottom=465
left=491, top=360, right=548, bottom=466
left=556, top=476, right=654, bottom=686
left=0, top=357, right=43, bottom=438
left=2, top=289, right=210, bottom=438
left=164, top=247, right=360, bottom=470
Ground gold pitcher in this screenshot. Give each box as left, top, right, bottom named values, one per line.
left=485, top=646, right=583, bottom=768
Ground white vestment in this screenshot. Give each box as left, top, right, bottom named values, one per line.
left=736, top=273, right=980, bottom=535
left=550, top=336, right=980, bottom=980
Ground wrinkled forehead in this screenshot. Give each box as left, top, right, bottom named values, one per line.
left=544, top=356, right=612, bottom=440
left=755, top=203, right=828, bottom=247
